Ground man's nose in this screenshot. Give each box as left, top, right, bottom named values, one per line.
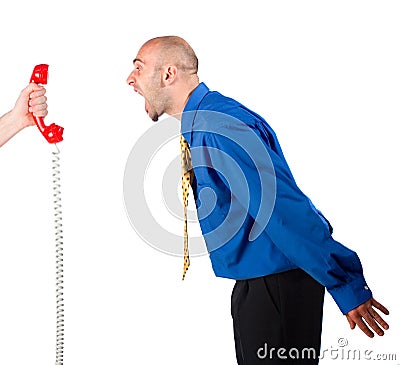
left=126, top=71, right=136, bottom=86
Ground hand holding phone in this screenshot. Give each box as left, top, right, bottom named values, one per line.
left=30, top=64, right=64, bottom=143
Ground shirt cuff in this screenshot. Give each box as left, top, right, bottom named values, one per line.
left=328, top=277, right=373, bottom=314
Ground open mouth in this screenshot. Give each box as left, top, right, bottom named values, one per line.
left=133, top=87, right=148, bottom=114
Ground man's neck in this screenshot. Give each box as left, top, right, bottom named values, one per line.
left=169, top=81, right=200, bottom=121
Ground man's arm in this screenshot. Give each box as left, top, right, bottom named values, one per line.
left=0, top=83, right=47, bottom=147
left=197, top=122, right=389, bottom=338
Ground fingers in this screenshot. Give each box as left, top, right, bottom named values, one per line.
left=29, top=84, right=46, bottom=103
left=370, top=299, right=390, bottom=331
left=28, top=86, right=48, bottom=117
left=346, top=298, right=390, bottom=338
left=29, top=103, right=48, bottom=118
left=349, top=310, right=375, bottom=338
left=368, top=307, right=389, bottom=331
left=371, top=298, right=390, bottom=315
left=361, top=307, right=384, bottom=337
left=345, top=314, right=356, bottom=329
left=29, top=94, right=47, bottom=107
left=21, top=82, right=45, bottom=97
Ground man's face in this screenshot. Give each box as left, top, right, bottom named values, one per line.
left=126, top=45, right=167, bottom=122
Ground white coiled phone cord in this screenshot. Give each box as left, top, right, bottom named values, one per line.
left=52, top=144, right=64, bottom=365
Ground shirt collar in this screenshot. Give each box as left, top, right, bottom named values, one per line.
left=181, top=82, right=210, bottom=144
left=183, top=82, right=210, bottom=113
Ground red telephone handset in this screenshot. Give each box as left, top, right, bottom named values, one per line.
left=30, top=64, right=64, bottom=144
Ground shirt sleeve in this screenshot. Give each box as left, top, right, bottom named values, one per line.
left=198, top=123, right=372, bottom=314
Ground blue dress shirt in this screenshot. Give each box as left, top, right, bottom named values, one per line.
left=181, top=82, right=372, bottom=314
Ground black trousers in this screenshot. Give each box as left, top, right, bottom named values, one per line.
left=231, top=269, right=325, bottom=365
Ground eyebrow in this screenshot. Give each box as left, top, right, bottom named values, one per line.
left=133, top=58, right=144, bottom=65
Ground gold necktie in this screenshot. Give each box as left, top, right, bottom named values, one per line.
left=180, top=134, right=193, bottom=280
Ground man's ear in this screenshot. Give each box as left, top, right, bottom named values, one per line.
left=163, top=65, right=178, bottom=84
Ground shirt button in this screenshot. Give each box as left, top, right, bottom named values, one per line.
left=364, top=286, right=369, bottom=290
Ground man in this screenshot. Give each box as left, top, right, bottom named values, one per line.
left=0, top=83, right=47, bottom=147
left=126, top=36, right=389, bottom=364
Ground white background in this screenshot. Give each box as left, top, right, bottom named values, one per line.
left=0, top=1, right=399, bottom=364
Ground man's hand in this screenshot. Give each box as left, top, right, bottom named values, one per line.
left=11, top=83, right=48, bottom=129
left=346, top=298, right=389, bottom=338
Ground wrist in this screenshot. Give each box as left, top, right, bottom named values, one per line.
left=0, top=110, right=25, bottom=147
left=9, top=108, right=32, bottom=130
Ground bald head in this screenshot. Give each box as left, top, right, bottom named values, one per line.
left=141, top=36, right=198, bottom=76
left=127, top=36, right=200, bottom=120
